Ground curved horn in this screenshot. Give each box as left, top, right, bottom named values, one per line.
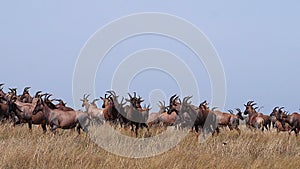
left=34, top=91, right=42, bottom=98
left=92, top=98, right=99, bottom=103
left=279, top=107, right=285, bottom=111
left=111, top=90, right=117, bottom=96
left=40, top=93, right=47, bottom=97
left=86, top=94, right=90, bottom=99
left=24, top=87, right=31, bottom=91
left=169, top=94, right=177, bottom=103
left=46, top=94, right=52, bottom=100
left=200, top=100, right=207, bottom=105
left=273, top=106, right=279, bottom=112
left=158, top=101, right=163, bottom=107
left=182, top=97, right=186, bottom=103
left=0, top=83, right=4, bottom=90
left=106, top=90, right=116, bottom=97
left=133, top=92, right=136, bottom=98
left=212, top=107, right=218, bottom=111
left=247, top=101, right=254, bottom=106
left=258, top=106, right=264, bottom=112
left=235, top=108, right=242, bottom=112
left=128, top=93, right=133, bottom=99
left=187, top=96, right=193, bottom=102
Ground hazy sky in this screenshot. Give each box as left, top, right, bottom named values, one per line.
left=1, top=1, right=300, bottom=113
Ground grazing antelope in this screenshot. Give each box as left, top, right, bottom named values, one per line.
left=243, top=101, right=265, bottom=131
left=270, top=106, right=289, bottom=132
left=168, top=96, right=218, bottom=137
left=19, top=87, right=33, bottom=103
left=213, top=109, right=244, bottom=135
left=7, top=92, right=48, bottom=133
left=100, top=93, right=120, bottom=125
left=279, top=111, right=300, bottom=136
left=0, top=99, right=11, bottom=122
left=124, top=92, right=149, bottom=137
left=106, top=91, right=129, bottom=127
left=33, top=94, right=89, bottom=134
left=270, top=106, right=280, bottom=129
left=81, top=94, right=104, bottom=124
left=147, top=101, right=167, bottom=127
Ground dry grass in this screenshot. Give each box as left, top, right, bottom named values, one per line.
left=0, top=124, right=300, bottom=169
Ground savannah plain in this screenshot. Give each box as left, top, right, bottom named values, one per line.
left=0, top=123, right=299, bottom=169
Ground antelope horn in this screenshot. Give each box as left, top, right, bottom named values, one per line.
left=40, top=93, right=47, bottom=97
left=34, top=91, right=42, bottom=97
left=235, top=108, right=241, bottom=112
left=212, top=107, right=218, bottom=111
left=133, top=92, right=136, bottom=98
left=92, top=98, right=99, bottom=103
left=120, top=97, right=124, bottom=104
left=228, top=109, right=234, bottom=114
left=111, top=90, right=117, bottom=96
left=200, top=100, right=207, bottom=105
left=46, top=94, right=52, bottom=100
left=106, top=90, right=113, bottom=95
left=178, top=98, right=182, bottom=104
left=86, top=94, right=90, bottom=99
left=247, top=101, right=254, bottom=106
left=121, top=97, right=126, bottom=106
left=279, top=107, right=285, bottom=111
left=163, top=100, right=166, bottom=107
left=24, top=87, right=31, bottom=91
left=187, top=96, right=193, bottom=102
left=273, top=106, right=279, bottom=111
left=158, top=101, right=163, bottom=107
left=182, top=97, right=187, bottom=103
left=128, top=93, right=132, bottom=99
left=106, top=90, right=116, bottom=97
left=169, top=94, right=177, bottom=103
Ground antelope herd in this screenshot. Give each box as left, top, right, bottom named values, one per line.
left=1, top=83, right=300, bottom=138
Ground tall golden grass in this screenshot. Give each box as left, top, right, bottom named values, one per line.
left=0, top=124, right=300, bottom=169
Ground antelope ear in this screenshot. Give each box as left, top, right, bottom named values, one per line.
left=100, top=97, right=104, bottom=100
left=244, top=104, right=247, bottom=107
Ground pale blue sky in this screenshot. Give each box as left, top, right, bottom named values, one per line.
left=1, top=1, right=300, bottom=113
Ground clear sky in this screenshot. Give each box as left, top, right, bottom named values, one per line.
left=1, top=1, right=300, bottom=114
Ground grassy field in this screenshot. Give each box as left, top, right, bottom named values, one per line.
left=0, top=124, right=300, bottom=169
